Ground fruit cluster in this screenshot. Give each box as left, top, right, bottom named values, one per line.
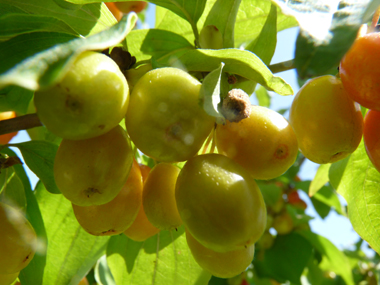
left=8, top=30, right=380, bottom=281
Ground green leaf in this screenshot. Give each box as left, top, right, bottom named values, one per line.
left=69, top=0, right=207, bottom=31
left=0, top=13, right=78, bottom=42
left=0, top=14, right=137, bottom=91
left=329, top=140, right=380, bottom=255
left=254, top=85, right=271, bottom=107
left=254, top=232, right=313, bottom=284
left=106, top=227, right=211, bottom=285
left=313, top=185, right=344, bottom=216
left=309, top=163, right=331, bottom=197
left=94, top=255, right=116, bottom=285
left=12, top=141, right=60, bottom=194
left=245, top=2, right=277, bottom=65
left=1, top=0, right=116, bottom=37
left=126, top=29, right=193, bottom=63
left=156, top=49, right=293, bottom=95
left=35, top=182, right=110, bottom=285
left=0, top=167, right=26, bottom=211
left=202, top=0, right=241, bottom=48
left=0, top=148, right=47, bottom=285
left=235, top=0, right=297, bottom=48
left=272, top=0, right=377, bottom=78
left=256, top=181, right=282, bottom=207
left=199, top=62, right=227, bottom=123
left=155, top=0, right=297, bottom=49
left=0, top=86, right=34, bottom=114
left=298, top=230, right=354, bottom=285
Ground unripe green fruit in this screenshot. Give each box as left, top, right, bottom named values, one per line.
left=176, top=153, right=266, bottom=252
left=199, top=25, right=224, bottom=49
left=54, top=125, right=134, bottom=206
left=273, top=211, right=294, bottom=235
left=143, top=163, right=182, bottom=230
left=0, top=203, right=37, bottom=274
left=72, top=160, right=142, bottom=236
left=34, top=51, right=129, bottom=140
left=186, top=230, right=254, bottom=278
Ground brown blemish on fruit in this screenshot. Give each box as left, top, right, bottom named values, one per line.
left=65, top=95, right=82, bottom=114
left=84, top=187, right=101, bottom=198
left=98, top=125, right=105, bottom=130
left=23, top=252, right=32, bottom=263
left=101, top=229, right=117, bottom=235
left=274, top=144, right=289, bottom=159
left=165, top=123, right=182, bottom=141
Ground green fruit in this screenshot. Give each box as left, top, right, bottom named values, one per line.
left=186, top=230, right=255, bottom=279
left=54, top=125, right=134, bottom=206
left=216, top=105, right=298, bottom=180
left=176, top=153, right=267, bottom=252
left=142, top=163, right=182, bottom=230
left=72, top=160, right=142, bottom=236
left=34, top=51, right=129, bottom=140
left=0, top=272, right=19, bottom=285
left=199, top=25, right=224, bottom=49
left=0, top=202, right=37, bottom=274
left=289, top=75, right=363, bottom=164
left=125, top=67, right=215, bottom=162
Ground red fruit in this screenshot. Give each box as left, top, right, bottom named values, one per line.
left=0, top=111, right=18, bottom=145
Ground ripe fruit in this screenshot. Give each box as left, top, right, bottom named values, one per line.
left=0, top=272, right=19, bottom=285
left=123, top=63, right=152, bottom=92
left=72, top=159, right=142, bottom=236
left=289, top=75, right=363, bottom=164
left=339, top=32, right=380, bottom=111
left=216, top=105, right=298, bottom=180
left=287, top=190, right=307, bottom=210
left=34, top=51, right=129, bottom=140
left=186, top=230, right=255, bottom=278
left=105, top=2, right=123, bottom=21
left=54, top=125, right=134, bottom=206
left=363, top=109, right=380, bottom=172
left=176, top=153, right=267, bottom=252
left=0, top=111, right=18, bottom=145
left=125, top=67, right=215, bottom=162
left=0, top=202, right=37, bottom=274
left=142, top=163, right=182, bottom=230
left=124, top=164, right=160, bottom=241
left=114, top=1, right=147, bottom=14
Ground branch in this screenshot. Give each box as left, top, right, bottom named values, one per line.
left=0, top=113, right=42, bottom=136
left=269, top=59, right=295, bottom=74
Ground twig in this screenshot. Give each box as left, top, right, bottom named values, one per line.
left=0, top=113, right=42, bottom=136
left=268, top=59, right=295, bottom=74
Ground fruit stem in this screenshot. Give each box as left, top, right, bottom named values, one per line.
left=0, top=113, right=42, bottom=136
left=202, top=128, right=215, bottom=154
left=268, top=60, right=295, bottom=74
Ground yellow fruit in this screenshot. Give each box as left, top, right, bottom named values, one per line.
left=34, top=51, right=129, bottom=140
left=72, top=160, right=142, bottom=236
left=186, top=230, right=255, bottom=278
left=216, top=105, right=298, bottom=180
left=125, top=67, right=215, bottom=162
left=176, top=153, right=266, bottom=252
left=124, top=164, right=160, bottom=241
left=0, top=272, right=19, bottom=285
left=142, top=163, right=182, bottom=230
left=0, top=203, right=37, bottom=274
left=273, top=211, right=294, bottom=235
left=289, top=75, right=363, bottom=164
left=54, top=125, right=134, bottom=206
